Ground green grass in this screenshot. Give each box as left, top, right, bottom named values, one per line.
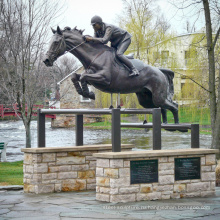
left=0, top=161, right=23, bottom=185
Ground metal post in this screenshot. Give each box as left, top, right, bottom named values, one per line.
left=109, top=93, right=114, bottom=109
left=191, top=124, right=199, bottom=148
left=76, top=114, right=83, bottom=146
left=37, top=109, right=45, bottom=148
left=112, top=108, right=121, bottom=152
left=153, top=108, right=161, bottom=150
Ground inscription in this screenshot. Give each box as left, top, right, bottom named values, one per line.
left=130, top=160, right=158, bottom=184
left=175, top=157, right=200, bottom=181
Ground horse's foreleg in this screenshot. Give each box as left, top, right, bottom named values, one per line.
left=81, top=81, right=95, bottom=100
left=161, top=109, right=167, bottom=124
left=71, top=73, right=83, bottom=95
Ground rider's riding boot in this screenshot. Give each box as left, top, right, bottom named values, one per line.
left=129, top=67, right=139, bottom=77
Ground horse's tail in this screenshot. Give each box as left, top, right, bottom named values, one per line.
left=159, top=68, right=175, bottom=103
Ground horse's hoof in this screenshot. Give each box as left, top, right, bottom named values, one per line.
left=109, top=105, right=114, bottom=109
left=89, top=92, right=95, bottom=100
left=143, top=120, right=147, bottom=124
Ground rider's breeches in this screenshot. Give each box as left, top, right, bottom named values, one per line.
left=116, top=38, right=135, bottom=70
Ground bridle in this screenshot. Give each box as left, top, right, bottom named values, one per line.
left=46, top=34, right=86, bottom=61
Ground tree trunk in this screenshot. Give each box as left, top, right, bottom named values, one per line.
left=202, top=0, right=219, bottom=157
left=24, top=120, right=31, bottom=148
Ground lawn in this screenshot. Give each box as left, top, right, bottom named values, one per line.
left=0, top=161, right=23, bottom=186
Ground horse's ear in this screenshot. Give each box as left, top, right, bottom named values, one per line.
left=51, top=27, right=56, bottom=34
left=79, top=29, right=85, bottom=34
left=57, top=26, right=62, bottom=35
left=74, top=26, right=77, bottom=30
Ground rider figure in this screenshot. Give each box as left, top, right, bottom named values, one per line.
left=85, top=15, right=139, bottom=77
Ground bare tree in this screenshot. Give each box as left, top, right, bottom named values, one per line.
left=0, top=0, right=63, bottom=148
left=170, top=0, right=220, bottom=157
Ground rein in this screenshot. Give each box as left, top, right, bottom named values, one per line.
left=64, top=41, right=86, bottom=54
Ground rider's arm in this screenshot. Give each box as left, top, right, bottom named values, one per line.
left=92, top=26, right=113, bottom=44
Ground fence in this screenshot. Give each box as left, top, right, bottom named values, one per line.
left=37, top=108, right=199, bottom=151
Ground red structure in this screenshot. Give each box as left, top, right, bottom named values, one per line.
left=0, top=104, right=56, bottom=119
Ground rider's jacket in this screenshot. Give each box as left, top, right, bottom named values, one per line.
left=92, top=23, right=131, bottom=48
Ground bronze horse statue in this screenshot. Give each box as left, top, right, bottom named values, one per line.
left=44, top=26, right=179, bottom=124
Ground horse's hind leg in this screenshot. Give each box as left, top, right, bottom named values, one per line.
left=160, top=100, right=179, bottom=124
left=161, top=109, right=167, bottom=124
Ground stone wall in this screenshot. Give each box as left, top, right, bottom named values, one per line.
left=94, top=149, right=218, bottom=203
left=21, top=144, right=133, bottom=194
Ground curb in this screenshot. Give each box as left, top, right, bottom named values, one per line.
left=0, top=185, right=23, bottom=191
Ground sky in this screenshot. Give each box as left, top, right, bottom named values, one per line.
left=54, top=0, right=205, bottom=36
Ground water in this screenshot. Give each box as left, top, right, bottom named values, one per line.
left=0, top=120, right=212, bottom=162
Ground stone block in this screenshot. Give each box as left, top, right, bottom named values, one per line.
left=58, top=172, right=77, bottom=179
left=159, top=175, right=174, bottom=184
left=34, top=163, right=48, bottom=173
left=140, top=184, right=152, bottom=193
left=89, top=161, right=96, bottom=168
left=110, top=177, right=130, bottom=188
left=119, top=168, right=130, bottom=177
left=201, top=157, right=205, bottom=165
left=159, top=157, right=168, bottom=163
left=168, top=157, right=174, bottom=162
left=100, top=187, right=110, bottom=194
left=206, top=154, right=216, bottom=165
left=110, top=188, right=119, bottom=195
left=26, top=165, right=34, bottom=174
left=161, top=194, right=171, bottom=199
left=170, top=193, right=180, bottom=199
left=42, top=173, right=57, bottom=180
left=159, top=170, right=174, bottom=175
left=137, top=192, right=161, bottom=201
left=35, top=184, right=54, bottom=194
left=201, top=191, right=215, bottom=197
left=87, top=178, right=96, bottom=184
left=153, top=185, right=173, bottom=192
left=24, top=153, right=33, bottom=164
left=56, top=156, right=85, bottom=165
left=96, top=193, right=110, bottom=202
left=62, top=179, right=86, bottom=191
left=110, top=194, right=136, bottom=203
left=86, top=156, right=96, bottom=161
left=24, top=184, right=35, bottom=193
left=187, top=182, right=210, bottom=192
left=42, top=179, right=61, bottom=184
left=110, top=159, right=124, bottom=168
left=201, top=166, right=212, bottom=172
left=124, top=161, right=130, bottom=167
left=24, top=173, right=33, bottom=179
left=185, top=192, right=201, bottom=197
left=201, top=172, right=215, bottom=181
left=78, top=170, right=95, bottom=179
left=87, top=183, right=96, bottom=190
left=104, top=168, right=119, bottom=178
left=96, top=186, right=100, bottom=193
left=56, top=152, right=67, bottom=157
left=96, top=159, right=109, bottom=168
left=32, top=154, right=42, bottom=163
left=174, top=184, right=186, bottom=193
left=72, top=164, right=89, bottom=171
left=119, top=186, right=139, bottom=194
left=67, top=152, right=81, bottom=156
left=159, top=163, right=174, bottom=171
left=48, top=166, right=59, bottom=173
left=211, top=181, right=216, bottom=190
left=96, top=177, right=110, bottom=187
left=42, top=153, right=56, bottom=162
left=55, top=183, right=62, bottom=192
left=96, top=167, right=104, bottom=177
left=81, top=151, right=94, bottom=156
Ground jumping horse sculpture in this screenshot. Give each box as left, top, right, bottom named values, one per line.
left=44, top=26, right=179, bottom=124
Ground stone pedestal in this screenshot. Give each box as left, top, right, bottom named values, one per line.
left=21, top=144, right=133, bottom=194
left=93, top=149, right=218, bottom=203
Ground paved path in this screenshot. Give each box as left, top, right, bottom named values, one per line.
left=0, top=188, right=220, bottom=220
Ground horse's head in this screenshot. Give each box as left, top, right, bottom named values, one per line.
left=43, top=26, right=86, bottom=67
left=43, top=26, right=66, bottom=66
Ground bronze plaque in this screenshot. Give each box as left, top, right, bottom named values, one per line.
left=175, top=157, right=200, bottom=181
left=130, top=160, right=158, bottom=184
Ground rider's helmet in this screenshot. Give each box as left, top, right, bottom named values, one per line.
left=91, top=15, right=103, bottom=25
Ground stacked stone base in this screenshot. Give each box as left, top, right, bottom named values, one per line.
left=21, top=144, right=133, bottom=194
left=93, top=149, right=218, bottom=203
